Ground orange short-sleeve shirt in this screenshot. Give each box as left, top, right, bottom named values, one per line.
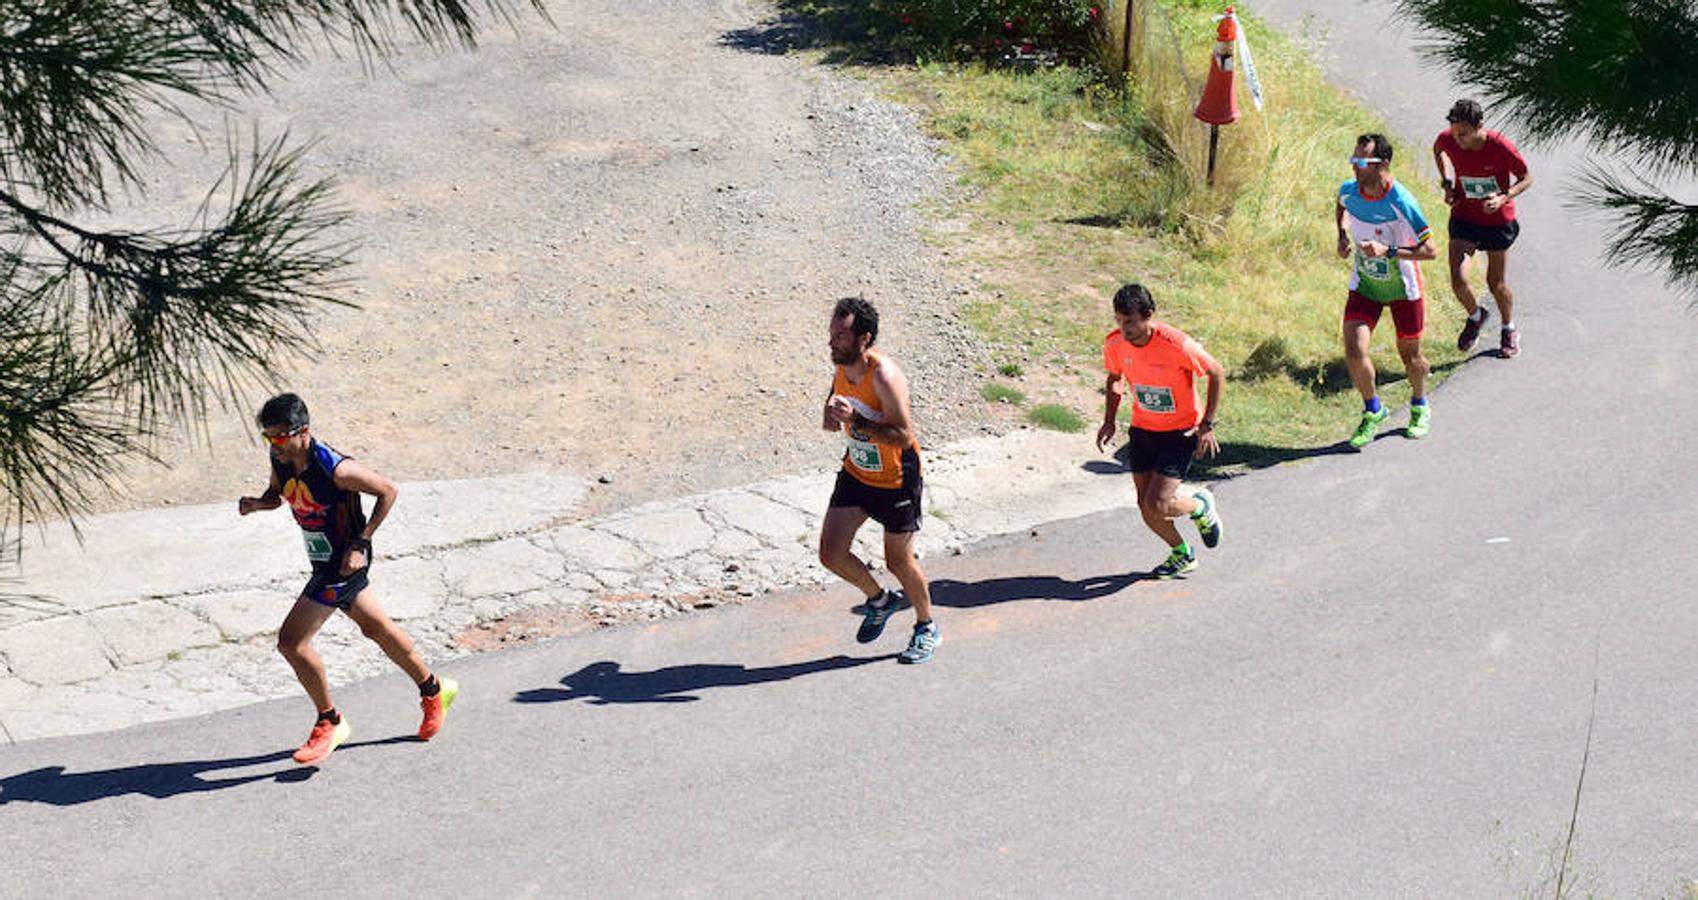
left=1103, top=322, right=1217, bottom=432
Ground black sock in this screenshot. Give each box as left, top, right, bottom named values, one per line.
left=914, top=619, right=932, bottom=629
left=317, top=707, right=340, bottom=725
left=419, top=674, right=440, bottom=697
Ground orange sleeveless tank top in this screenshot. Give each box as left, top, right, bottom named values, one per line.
left=832, top=350, right=921, bottom=489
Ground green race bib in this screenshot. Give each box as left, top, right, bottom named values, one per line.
left=1134, top=384, right=1176, bottom=414
left=302, top=531, right=333, bottom=562
left=846, top=438, right=883, bottom=472
left=1459, top=174, right=1500, bottom=199
left=1355, top=252, right=1395, bottom=283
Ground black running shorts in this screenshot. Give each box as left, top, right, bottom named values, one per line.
left=303, top=563, right=371, bottom=611
left=1448, top=216, right=1520, bottom=253
left=829, top=468, right=923, bottom=534
left=1128, top=426, right=1199, bottom=479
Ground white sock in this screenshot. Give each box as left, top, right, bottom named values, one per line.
left=1503, top=321, right=1515, bottom=331
left=1470, top=307, right=1487, bottom=323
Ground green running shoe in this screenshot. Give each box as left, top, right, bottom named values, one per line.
left=1406, top=403, right=1431, bottom=439
left=1151, top=547, right=1197, bottom=579
left=1348, top=407, right=1390, bottom=450
left=1190, top=487, right=1222, bottom=548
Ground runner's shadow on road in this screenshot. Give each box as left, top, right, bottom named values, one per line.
left=928, top=574, right=1144, bottom=609
left=0, top=735, right=420, bottom=807
left=514, top=654, right=896, bottom=705
left=0, top=749, right=305, bottom=807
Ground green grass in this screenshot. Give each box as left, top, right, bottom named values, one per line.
left=980, top=381, right=1027, bottom=405
left=771, top=1, right=1471, bottom=470
left=1028, top=403, right=1085, bottom=432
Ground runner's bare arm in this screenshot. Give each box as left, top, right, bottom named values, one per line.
left=1191, top=357, right=1225, bottom=458
left=852, top=360, right=915, bottom=448
left=1096, top=373, right=1122, bottom=452
left=1484, top=170, right=1532, bottom=212
left=824, top=387, right=848, bottom=431
left=1432, top=146, right=1455, bottom=205
left=333, top=459, right=397, bottom=574
left=237, top=470, right=283, bottom=515
left=1400, top=237, right=1439, bottom=261
left=1334, top=199, right=1350, bottom=258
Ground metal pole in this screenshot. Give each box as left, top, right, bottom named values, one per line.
left=1207, top=124, right=1220, bottom=187
left=1121, top=0, right=1135, bottom=80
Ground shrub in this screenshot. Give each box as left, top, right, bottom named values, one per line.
left=883, top=0, right=1108, bottom=62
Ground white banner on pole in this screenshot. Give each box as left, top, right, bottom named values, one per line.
left=1233, top=13, right=1265, bottom=110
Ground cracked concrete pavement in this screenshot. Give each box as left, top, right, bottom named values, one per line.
left=0, top=428, right=1151, bottom=742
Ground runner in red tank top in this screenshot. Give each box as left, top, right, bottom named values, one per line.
left=1432, top=98, right=1533, bottom=357
left=818, top=297, right=939, bottom=664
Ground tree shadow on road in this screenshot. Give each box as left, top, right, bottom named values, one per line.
left=513, top=654, right=895, bottom=705
left=0, top=736, right=419, bottom=807
left=928, top=573, right=1145, bottom=609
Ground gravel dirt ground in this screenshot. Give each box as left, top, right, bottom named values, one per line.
left=86, top=0, right=997, bottom=519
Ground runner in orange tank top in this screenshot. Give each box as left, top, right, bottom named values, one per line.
left=818, top=297, right=939, bottom=664
left=1095, top=284, right=1227, bottom=578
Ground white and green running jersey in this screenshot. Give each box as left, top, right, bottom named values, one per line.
left=1338, top=178, right=1431, bottom=302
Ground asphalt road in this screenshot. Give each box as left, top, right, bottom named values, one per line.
left=4, top=2, right=1695, bottom=896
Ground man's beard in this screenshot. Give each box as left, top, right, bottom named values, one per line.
left=831, top=347, right=861, bottom=365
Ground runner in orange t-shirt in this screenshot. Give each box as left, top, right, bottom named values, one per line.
left=1095, top=284, right=1225, bottom=578
left=818, top=297, right=939, bottom=664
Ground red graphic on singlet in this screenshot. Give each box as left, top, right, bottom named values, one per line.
left=282, top=479, right=329, bottom=528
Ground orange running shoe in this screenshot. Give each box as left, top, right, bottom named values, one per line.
left=418, top=677, right=459, bottom=741
left=293, top=716, right=351, bottom=765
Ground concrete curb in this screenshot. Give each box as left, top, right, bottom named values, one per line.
left=0, top=428, right=1160, bottom=742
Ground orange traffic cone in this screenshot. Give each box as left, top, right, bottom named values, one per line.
left=1193, top=8, right=1241, bottom=126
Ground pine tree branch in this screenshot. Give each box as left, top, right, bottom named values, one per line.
left=1399, top=0, right=1698, bottom=178
left=1574, top=164, right=1698, bottom=299
left=4, top=133, right=353, bottom=437
left=0, top=278, right=144, bottom=541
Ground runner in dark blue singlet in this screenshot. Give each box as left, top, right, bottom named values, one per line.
left=239, top=393, right=459, bottom=765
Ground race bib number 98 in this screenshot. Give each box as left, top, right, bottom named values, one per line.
left=1133, top=384, right=1176, bottom=414
left=847, top=438, right=883, bottom=472
left=302, top=531, right=333, bottom=562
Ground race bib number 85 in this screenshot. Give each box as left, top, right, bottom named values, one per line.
left=1134, top=384, right=1176, bottom=414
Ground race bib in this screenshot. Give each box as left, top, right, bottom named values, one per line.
left=302, top=530, right=333, bottom=562
left=1460, top=174, right=1500, bottom=199
left=1355, top=252, right=1395, bottom=283
left=846, top=437, right=883, bottom=472
left=1133, top=384, right=1176, bottom=414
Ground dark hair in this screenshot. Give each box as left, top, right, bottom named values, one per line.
left=832, top=296, right=879, bottom=346
left=1445, top=98, right=1484, bottom=127
left=1112, top=283, right=1157, bottom=318
left=256, top=393, right=309, bottom=430
left=1355, top=132, right=1394, bottom=162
